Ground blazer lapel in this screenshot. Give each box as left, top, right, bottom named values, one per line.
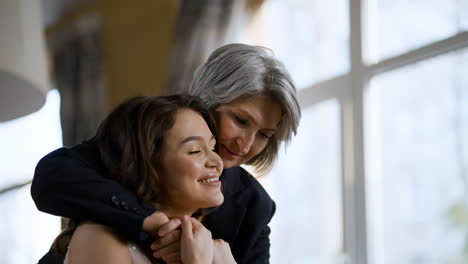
left=204, top=195, right=246, bottom=243
left=204, top=167, right=247, bottom=244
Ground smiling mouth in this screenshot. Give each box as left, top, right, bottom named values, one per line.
left=197, top=172, right=221, bottom=185
left=197, top=177, right=219, bottom=183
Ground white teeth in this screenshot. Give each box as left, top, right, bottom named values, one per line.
left=198, top=177, right=219, bottom=183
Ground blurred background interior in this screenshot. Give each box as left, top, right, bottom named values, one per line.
left=1, top=0, right=468, bottom=263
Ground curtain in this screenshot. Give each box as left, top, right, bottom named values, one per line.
left=47, top=14, right=107, bottom=146
left=166, top=0, right=255, bottom=94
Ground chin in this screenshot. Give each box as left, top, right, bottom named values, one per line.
left=214, top=194, right=224, bottom=206
left=221, top=158, right=238, bottom=168
left=205, top=194, right=224, bottom=208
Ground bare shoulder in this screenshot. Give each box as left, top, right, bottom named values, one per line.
left=67, top=221, right=132, bottom=264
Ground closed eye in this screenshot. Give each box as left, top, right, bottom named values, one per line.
left=189, top=150, right=201, bottom=154
left=234, top=114, right=247, bottom=125
left=259, top=132, right=271, bottom=139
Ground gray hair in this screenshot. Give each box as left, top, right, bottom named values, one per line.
left=188, top=43, right=301, bottom=175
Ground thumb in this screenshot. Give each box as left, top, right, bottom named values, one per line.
left=181, top=215, right=193, bottom=240
left=190, top=217, right=206, bottom=234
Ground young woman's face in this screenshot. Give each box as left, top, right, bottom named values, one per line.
left=157, top=109, right=224, bottom=216
left=214, top=96, right=282, bottom=168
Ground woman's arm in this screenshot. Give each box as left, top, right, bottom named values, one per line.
left=31, top=139, right=154, bottom=241
left=243, top=225, right=272, bottom=263
left=236, top=201, right=275, bottom=264
left=232, top=168, right=276, bottom=264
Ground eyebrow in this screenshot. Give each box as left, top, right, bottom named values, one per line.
left=179, top=135, right=216, bottom=145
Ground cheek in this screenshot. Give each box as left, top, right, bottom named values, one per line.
left=176, top=158, right=203, bottom=179
left=216, top=118, right=232, bottom=139
left=216, top=115, right=237, bottom=140
left=249, top=139, right=269, bottom=157
left=161, top=156, right=201, bottom=188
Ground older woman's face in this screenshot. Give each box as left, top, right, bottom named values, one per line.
left=214, top=96, right=282, bottom=168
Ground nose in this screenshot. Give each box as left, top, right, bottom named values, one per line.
left=235, top=131, right=255, bottom=155
left=207, top=150, right=223, bottom=174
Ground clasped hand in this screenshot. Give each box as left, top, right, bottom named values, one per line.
left=143, top=211, right=236, bottom=264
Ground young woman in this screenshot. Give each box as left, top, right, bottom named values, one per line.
left=32, top=43, right=301, bottom=264
left=62, top=95, right=232, bottom=264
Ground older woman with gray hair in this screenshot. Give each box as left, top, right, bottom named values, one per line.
left=32, top=43, right=301, bottom=264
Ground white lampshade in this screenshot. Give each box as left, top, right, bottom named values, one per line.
left=0, top=0, right=50, bottom=122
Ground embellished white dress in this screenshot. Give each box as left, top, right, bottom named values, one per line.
left=63, top=242, right=152, bottom=264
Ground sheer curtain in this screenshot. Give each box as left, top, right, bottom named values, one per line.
left=166, top=0, right=254, bottom=94
left=47, top=14, right=107, bottom=146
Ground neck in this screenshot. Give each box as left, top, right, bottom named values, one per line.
left=157, top=204, right=197, bottom=219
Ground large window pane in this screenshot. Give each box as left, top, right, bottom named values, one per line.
left=249, top=0, right=349, bottom=89
left=260, top=99, right=343, bottom=264
left=365, top=48, right=468, bottom=263
left=364, top=0, right=468, bottom=63
left=0, top=90, right=63, bottom=189
left=0, top=186, right=60, bottom=263
left=0, top=90, right=62, bottom=263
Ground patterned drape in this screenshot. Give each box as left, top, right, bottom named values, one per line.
left=47, top=14, right=107, bottom=146
left=166, top=0, right=252, bottom=94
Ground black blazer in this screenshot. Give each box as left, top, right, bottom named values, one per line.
left=32, top=138, right=275, bottom=264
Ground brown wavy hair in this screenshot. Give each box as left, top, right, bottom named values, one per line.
left=96, top=95, right=216, bottom=205
left=52, top=95, right=216, bottom=258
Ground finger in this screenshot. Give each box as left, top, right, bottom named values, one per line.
left=142, top=211, right=169, bottom=235
left=189, top=217, right=204, bottom=230
left=158, top=218, right=182, bottom=237
left=151, top=230, right=181, bottom=250
left=181, top=215, right=193, bottom=240
left=162, top=252, right=181, bottom=263
left=190, top=217, right=211, bottom=238
left=218, top=239, right=229, bottom=246
left=153, top=242, right=180, bottom=259
left=213, top=238, right=224, bottom=247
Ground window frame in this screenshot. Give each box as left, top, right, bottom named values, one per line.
left=297, top=0, right=468, bottom=263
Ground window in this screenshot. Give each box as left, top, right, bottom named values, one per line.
left=365, top=47, right=468, bottom=263
left=251, top=0, right=350, bottom=89
left=364, top=0, right=468, bottom=63
left=0, top=90, right=62, bottom=263
left=246, top=0, right=468, bottom=263
left=264, top=100, right=343, bottom=264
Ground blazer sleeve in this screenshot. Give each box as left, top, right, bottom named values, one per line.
left=246, top=224, right=273, bottom=263
left=30, top=139, right=155, bottom=242
left=242, top=199, right=276, bottom=264
left=233, top=170, right=276, bottom=264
